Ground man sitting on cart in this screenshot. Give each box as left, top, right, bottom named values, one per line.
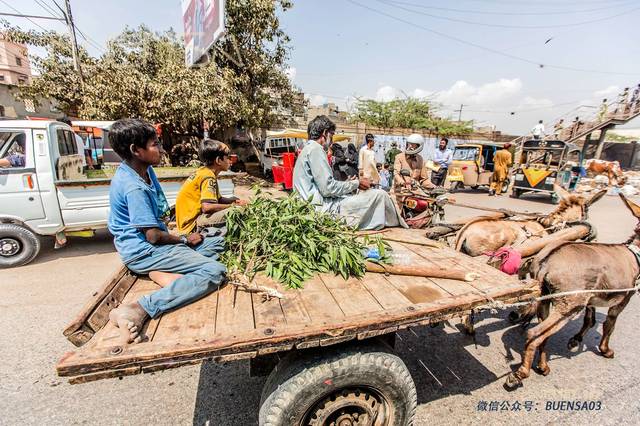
left=393, top=133, right=435, bottom=192
left=293, top=115, right=406, bottom=230
left=106, top=119, right=227, bottom=344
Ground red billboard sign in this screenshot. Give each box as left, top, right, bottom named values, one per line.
left=182, top=0, right=226, bottom=67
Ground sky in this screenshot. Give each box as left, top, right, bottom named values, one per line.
left=5, top=0, right=640, bottom=134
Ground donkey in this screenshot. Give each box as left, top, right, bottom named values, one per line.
left=455, top=186, right=606, bottom=257
left=504, top=193, right=640, bottom=389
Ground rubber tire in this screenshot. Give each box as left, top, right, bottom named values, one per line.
left=0, top=224, right=41, bottom=268
left=258, top=342, right=417, bottom=426
left=551, top=193, right=560, bottom=205
left=510, top=188, right=520, bottom=199
left=449, top=181, right=461, bottom=193
left=501, top=179, right=510, bottom=194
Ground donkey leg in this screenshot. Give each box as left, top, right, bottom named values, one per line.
left=599, top=295, right=633, bottom=359
left=505, top=310, right=570, bottom=389
left=504, top=306, right=582, bottom=389
left=535, top=302, right=553, bottom=376
left=568, top=306, right=596, bottom=351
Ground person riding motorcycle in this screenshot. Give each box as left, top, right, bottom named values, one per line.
left=393, top=134, right=435, bottom=191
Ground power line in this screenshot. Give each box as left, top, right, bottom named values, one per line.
left=0, top=11, right=63, bottom=20
left=346, top=0, right=640, bottom=76
left=379, top=0, right=640, bottom=30
left=383, top=0, right=636, bottom=16
left=0, top=0, right=49, bottom=31
left=34, top=0, right=64, bottom=19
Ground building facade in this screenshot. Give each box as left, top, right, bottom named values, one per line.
left=0, top=35, right=32, bottom=86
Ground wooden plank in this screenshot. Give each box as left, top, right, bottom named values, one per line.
left=319, top=274, right=384, bottom=316
left=254, top=274, right=310, bottom=326
left=383, top=274, right=451, bottom=304
left=359, top=273, right=413, bottom=310
left=251, top=293, right=286, bottom=330
left=63, top=265, right=128, bottom=337
left=214, top=283, right=255, bottom=337
left=152, top=289, right=219, bottom=344
left=57, top=282, right=541, bottom=379
left=87, top=273, right=137, bottom=332
left=92, top=278, right=160, bottom=349
left=295, top=275, right=345, bottom=323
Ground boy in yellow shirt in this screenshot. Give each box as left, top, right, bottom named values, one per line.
left=176, top=139, right=246, bottom=235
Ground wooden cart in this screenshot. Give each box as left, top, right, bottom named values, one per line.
left=57, top=229, right=539, bottom=425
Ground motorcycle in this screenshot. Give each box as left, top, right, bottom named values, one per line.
left=396, top=169, right=451, bottom=228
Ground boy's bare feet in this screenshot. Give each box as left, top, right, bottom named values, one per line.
left=109, top=302, right=149, bottom=344
left=149, top=271, right=183, bottom=288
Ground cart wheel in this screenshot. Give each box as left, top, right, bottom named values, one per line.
left=259, top=342, right=417, bottom=426
left=0, top=224, right=41, bottom=268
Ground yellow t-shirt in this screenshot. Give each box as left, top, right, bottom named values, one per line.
left=176, top=167, right=220, bottom=235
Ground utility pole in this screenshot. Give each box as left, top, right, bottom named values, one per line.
left=454, top=104, right=465, bottom=122
left=63, top=0, right=83, bottom=83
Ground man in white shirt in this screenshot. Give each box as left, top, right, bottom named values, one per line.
left=531, top=120, right=545, bottom=140
left=358, top=133, right=380, bottom=184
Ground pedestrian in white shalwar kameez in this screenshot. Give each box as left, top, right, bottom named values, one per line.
left=293, top=116, right=407, bottom=230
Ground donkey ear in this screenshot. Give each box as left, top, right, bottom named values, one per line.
left=620, top=193, right=640, bottom=218
left=553, top=184, right=571, bottom=201
left=586, top=189, right=607, bottom=207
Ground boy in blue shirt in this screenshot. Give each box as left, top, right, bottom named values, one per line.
left=107, top=119, right=226, bottom=344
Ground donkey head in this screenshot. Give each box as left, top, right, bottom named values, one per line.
left=539, top=185, right=607, bottom=227
left=620, top=193, right=640, bottom=244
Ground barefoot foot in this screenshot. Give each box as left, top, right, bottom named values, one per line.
left=109, top=302, right=149, bottom=344
left=149, top=271, right=183, bottom=288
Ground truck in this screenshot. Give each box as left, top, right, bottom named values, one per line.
left=56, top=227, right=539, bottom=425
left=0, top=120, right=234, bottom=268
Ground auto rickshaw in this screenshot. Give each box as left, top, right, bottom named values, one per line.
left=511, top=139, right=583, bottom=204
left=447, top=142, right=509, bottom=193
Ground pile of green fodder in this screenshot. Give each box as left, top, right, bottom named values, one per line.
left=222, top=194, right=388, bottom=289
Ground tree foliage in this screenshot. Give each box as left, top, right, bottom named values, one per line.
left=1, top=0, right=296, bottom=133
left=350, top=97, right=473, bottom=137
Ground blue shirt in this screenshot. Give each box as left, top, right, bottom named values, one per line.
left=108, top=163, right=169, bottom=264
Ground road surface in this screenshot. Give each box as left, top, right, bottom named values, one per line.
left=1, top=190, right=638, bottom=425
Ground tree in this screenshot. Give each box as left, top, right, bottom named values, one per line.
left=1, top=0, right=296, bottom=134
left=349, top=97, right=472, bottom=137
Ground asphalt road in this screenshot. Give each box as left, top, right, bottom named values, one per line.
left=2, top=189, right=639, bottom=425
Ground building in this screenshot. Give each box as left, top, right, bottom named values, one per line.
left=0, top=35, right=32, bottom=85
left=0, top=35, right=60, bottom=119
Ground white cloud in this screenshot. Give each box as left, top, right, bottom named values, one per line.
left=412, top=88, right=433, bottom=99
left=436, top=78, right=522, bottom=106
left=307, top=94, right=327, bottom=106
left=518, top=96, right=554, bottom=110
left=284, top=67, right=297, bottom=81
left=593, top=85, right=619, bottom=100
left=376, top=85, right=401, bottom=102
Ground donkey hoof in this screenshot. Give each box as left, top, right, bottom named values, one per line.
left=504, top=373, right=523, bottom=391
left=508, top=311, right=520, bottom=323
left=534, top=365, right=551, bottom=376
left=600, top=349, right=615, bottom=359
left=567, top=338, right=580, bottom=351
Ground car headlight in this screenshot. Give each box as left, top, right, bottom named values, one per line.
left=515, top=174, right=524, bottom=181
left=545, top=177, right=555, bottom=184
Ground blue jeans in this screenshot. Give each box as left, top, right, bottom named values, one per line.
left=126, top=236, right=226, bottom=318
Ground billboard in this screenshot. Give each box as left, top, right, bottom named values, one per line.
left=182, top=0, right=226, bottom=67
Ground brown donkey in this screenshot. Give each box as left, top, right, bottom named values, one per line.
left=455, top=186, right=606, bottom=257
left=504, top=193, right=640, bottom=390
